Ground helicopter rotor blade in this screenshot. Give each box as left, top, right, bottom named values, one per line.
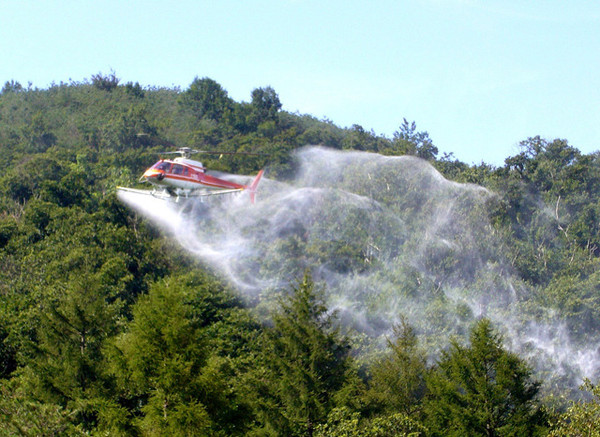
left=157, top=147, right=268, bottom=157
left=193, top=150, right=268, bottom=156
left=158, top=147, right=201, bottom=156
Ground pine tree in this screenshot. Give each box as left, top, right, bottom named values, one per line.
left=255, top=272, right=352, bottom=436
left=424, top=319, right=546, bottom=436
left=112, top=278, right=212, bottom=435
left=27, top=276, right=122, bottom=430
left=365, top=317, right=427, bottom=417
left=106, top=273, right=252, bottom=436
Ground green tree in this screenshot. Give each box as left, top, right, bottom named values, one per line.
left=0, top=378, right=86, bottom=436
left=1, top=79, right=23, bottom=94
left=180, top=77, right=233, bottom=122
left=22, top=111, right=57, bottom=153
left=424, top=319, right=546, bottom=436
left=91, top=71, right=120, bottom=91
left=550, top=379, right=600, bottom=436
left=110, top=277, right=212, bottom=435
left=25, top=275, right=123, bottom=431
left=365, top=317, right=427, bottom=417
left=341, top=124, right=379, bottom=152
left=391, top=119, right=438, bottom=160
left=107, top=273, right=250, bottom=436
left=0, top=322, right=17, bottom=379
left=314, top=407, right=427, bottom=437
left=253, top=272, right=352, bottom=436
left=249, top=86, right=282, bottom=127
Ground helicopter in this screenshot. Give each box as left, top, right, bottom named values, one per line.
left=117, top=147, right=265, bottom=203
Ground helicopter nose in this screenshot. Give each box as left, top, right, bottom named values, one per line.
left=143, top=169, right=165, bottom=182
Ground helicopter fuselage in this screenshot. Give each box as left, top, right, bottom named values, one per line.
left=118, top=147, right=264, bottom=203
left=142, top=157, right=246, bottom=194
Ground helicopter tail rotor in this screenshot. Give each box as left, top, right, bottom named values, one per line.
left=247, top=170, right=264, bottom=204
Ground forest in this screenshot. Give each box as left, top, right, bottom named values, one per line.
left=1, top=73, right=600, bottom=436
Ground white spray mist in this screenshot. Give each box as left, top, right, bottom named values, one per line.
left=118, top=146, right=600, bottom=392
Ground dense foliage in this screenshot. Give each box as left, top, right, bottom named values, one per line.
left=1, top=74, right=599, bottom=435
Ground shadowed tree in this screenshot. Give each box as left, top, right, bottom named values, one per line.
left=25, top=275, right=123, bottom=431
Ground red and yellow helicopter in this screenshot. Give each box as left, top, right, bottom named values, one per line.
left=117, top=147, right=264, bottom=202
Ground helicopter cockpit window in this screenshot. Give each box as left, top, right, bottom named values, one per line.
left=153, top=161, right=171, bottom=172
left=183, top=167, right=189, bottom=176
left=172, top=164, right=184, bottom=175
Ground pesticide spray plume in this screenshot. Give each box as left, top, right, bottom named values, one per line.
left=118, top=146, right=600, bottom=392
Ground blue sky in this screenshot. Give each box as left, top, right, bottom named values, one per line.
left=1, top=0, right=598, bottom=165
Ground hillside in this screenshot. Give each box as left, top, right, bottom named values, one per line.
left=1, top=75, right=600, bottom=435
